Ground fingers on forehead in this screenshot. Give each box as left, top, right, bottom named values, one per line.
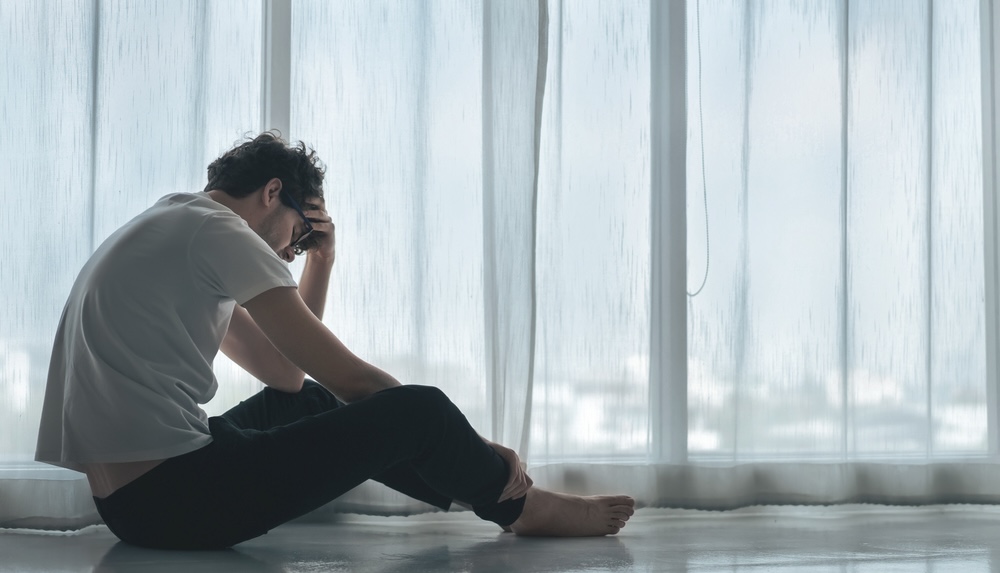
left=307, top=214, right=333, bottom=225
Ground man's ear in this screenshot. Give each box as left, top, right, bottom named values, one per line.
left=261, top=178, right=283, bottom=207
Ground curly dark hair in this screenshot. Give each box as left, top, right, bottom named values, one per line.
left=204, top=131, right=325, bottom=206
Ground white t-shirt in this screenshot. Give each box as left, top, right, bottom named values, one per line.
left=35, top=192, right=297, bottom=472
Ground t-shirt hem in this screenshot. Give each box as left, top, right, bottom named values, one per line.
left=32, top=456, right=85, bottom=473
left=35, top=435, right=214, bottom=472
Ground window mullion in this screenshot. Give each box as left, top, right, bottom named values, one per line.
left=262, top=0, right=291, bottom=137
left=650, top=0, right=687, bottom=464
left=980, top=0, right=1000, bottom=456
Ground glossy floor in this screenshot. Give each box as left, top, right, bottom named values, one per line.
left=4, top=505, right=1000, bottom=572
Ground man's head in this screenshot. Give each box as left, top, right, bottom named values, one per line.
left=205, top=131, right=325, bottom=205
left=205, top=132, right=326, bottom=261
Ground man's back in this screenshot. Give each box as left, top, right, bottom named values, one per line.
left=35, top=192, right=295, bottom=473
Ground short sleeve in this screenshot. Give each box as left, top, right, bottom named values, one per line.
left=190, top=211, right=297, bottom=304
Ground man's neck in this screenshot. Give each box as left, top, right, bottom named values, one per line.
left=207, top=189, right=258, bottom=226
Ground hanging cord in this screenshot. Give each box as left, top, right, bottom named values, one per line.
left=687, top=0, right=710, bottom=298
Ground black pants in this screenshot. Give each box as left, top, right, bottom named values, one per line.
left=93, top=382, right=526, bottom=549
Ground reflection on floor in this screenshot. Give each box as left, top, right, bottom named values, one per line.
left=4, top=505, right=1000, bottom=572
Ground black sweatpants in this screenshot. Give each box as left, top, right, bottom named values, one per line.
left=93, top=382, right=526, bottom=549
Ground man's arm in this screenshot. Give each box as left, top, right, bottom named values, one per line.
left=219, top=200, right=338, bottom=393
left=296, top=199, right=336, bottom=319
left=220, top=305, right=305, bottom=392
left=243, top=286, right=401, bottom=403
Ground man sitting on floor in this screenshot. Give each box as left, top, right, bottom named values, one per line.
left=35, top=132, right=634, bottom=550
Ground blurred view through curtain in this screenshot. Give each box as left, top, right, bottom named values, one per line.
left=0, top=0, right=997, bottom=529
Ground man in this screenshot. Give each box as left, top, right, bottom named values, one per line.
left=36, top=133, right=634, bottom=550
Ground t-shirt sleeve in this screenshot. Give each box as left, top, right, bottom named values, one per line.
left=190, top=212, right=297, bottom=305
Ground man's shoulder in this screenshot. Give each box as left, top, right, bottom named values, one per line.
left=144, top=192, right=243, bottom=230
left=154, top=191, right=224, bottom=213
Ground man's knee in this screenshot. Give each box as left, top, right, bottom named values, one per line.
left=378, top=385, right=457, bottom=424
left=387, top=384, right=449, bottom=406
left=291, top=379, right=341, bottom=411
left=302, top=379, right=335, bottom=400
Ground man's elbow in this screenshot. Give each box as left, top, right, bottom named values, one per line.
left=279, top=379, right=305, bottom=393
left=266, top=371, right=306, bottom=394
left=333, top=367, right=401, bottom=403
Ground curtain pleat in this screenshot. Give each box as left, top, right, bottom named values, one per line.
left=481, top=0, right=546, bottom=456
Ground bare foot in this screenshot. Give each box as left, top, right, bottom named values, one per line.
left=508, top=487, right=635, bottom=537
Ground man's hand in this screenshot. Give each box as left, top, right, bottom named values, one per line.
left=297, top=197, right=336, bottom=320
left=303, top=198, right=335, bottom=264
left=485, top=439, right=533, bottom=502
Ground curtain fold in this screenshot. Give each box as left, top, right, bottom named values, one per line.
left=0, top=0, right=995, bottom=530
left=481, top=0, right=547, bottom=456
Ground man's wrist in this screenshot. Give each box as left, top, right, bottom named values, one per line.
left=306, top=250, right=335, bottom=268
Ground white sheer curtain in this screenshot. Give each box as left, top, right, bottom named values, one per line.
left=688, top=0, right=985, bottom=460
left=0, top=0, right=265, bottom=528
left=678, top=0, right=996, bottom=508
left=1, top=0, right=997, bottom=529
